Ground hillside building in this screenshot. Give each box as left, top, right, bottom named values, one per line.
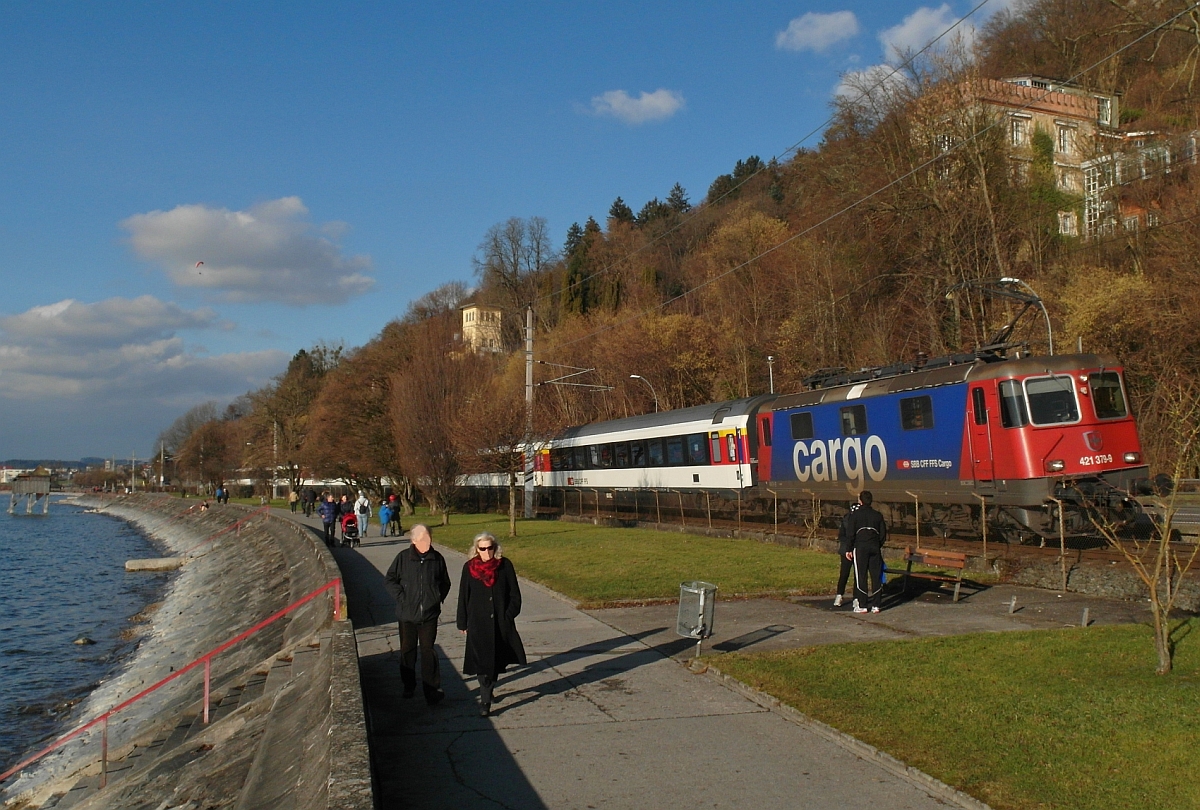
left=460, top=303, right=503, bottom=354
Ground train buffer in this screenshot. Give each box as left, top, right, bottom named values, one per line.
left=885, top=546, right=975, bottom=603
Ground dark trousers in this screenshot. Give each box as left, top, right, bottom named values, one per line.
left=853, top=544, right=885, bottom=610
left=399, top=618, right=441, bottom=697
left=479, top=674, right=495, bottom=707
left=322, top=521, right=335, bottom=545
left=836, top=554, right=853, bottom=595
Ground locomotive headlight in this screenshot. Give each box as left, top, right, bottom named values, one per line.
left=1045, top=459, right=1066, bottom=472
left=1123, top=452, right=1141, bottom=464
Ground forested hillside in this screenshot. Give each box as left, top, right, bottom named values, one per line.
left=161, top=0, right=1200, bottom=508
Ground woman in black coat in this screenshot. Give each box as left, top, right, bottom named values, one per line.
left=457, top=532, right=526, bottom=716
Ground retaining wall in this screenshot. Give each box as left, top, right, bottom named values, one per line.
left=2, top=494, right=371, bottom=810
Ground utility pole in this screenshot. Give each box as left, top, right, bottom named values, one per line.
left=767, top=356, right=775, bottom=394
left=524, top=305, right=535, bottom=519
left=272, top=420, right=279, bottom=501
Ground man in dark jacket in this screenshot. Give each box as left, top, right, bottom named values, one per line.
left=316, top=493, right=338, bottom=546
left=833, top=501, right=860, bottom=607
left=840, top=490, right=888, bottom=614
left=385, top=524, right=452, bottom=704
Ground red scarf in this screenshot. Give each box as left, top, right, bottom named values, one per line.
left=468, top=556, right=501, bottom=587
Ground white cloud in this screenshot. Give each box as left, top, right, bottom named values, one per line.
left=589, top=89, right=685, bottom=125
left=122, top=197, right=373, bottom=306
left=834, top=63, right=912, bottom=100
left=879, top=5, right=975, bottom=63
left=0, top=296, right=285, bottom=403
left=776, top=11, right=859, bottom=52
left=0, top=296, right=217, bottom=348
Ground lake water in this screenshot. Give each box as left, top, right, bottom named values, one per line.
left=0, top=500, right=167, bottom=770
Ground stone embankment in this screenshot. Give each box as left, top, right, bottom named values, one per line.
left=2, top=494, right=371, bottom=810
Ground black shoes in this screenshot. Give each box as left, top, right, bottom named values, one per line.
left=480, top=704, right=490, bottom=717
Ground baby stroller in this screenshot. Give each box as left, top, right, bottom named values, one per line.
left=340, top=512, right=361, bottom=548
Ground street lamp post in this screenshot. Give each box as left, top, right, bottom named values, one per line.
left=999, top=277, right=1054, bottom=355
left=767, top=356, right=775, bottom=394
left=630, top=375, right=659, bottom=413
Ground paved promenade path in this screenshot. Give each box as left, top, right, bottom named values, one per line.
left=275, top=509, right=974, bottom=810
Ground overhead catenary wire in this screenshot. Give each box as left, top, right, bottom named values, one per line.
left=547, top=1, right=1200, bottom=355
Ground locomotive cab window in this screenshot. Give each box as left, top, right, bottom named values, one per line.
left=900, top=396, right=934, bottom=430
left=1026, top=375, right=1080, bottom=425
left=686, top=433, right=710, bottom=465
left=1089, top=372, right=1128, bottom=419
left=971, top=387, right=988, bottom=425
left=840, top=404, right=868, bottom=436
left=790, top=412, right=814, bottom=440
left=760, top=417, right=772, bottom=447
left=999, top=380, right=1029, bottom=428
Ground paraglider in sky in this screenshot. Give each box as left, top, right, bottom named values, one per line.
left=195, top=260, right=204, bottom=274
left=195, top=261, right=204, bottom=267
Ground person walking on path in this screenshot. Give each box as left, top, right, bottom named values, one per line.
left=317, top=493, right=338, bottom=546
left=378, top=500, right=392, bottom=537
left=457, top=532, right=526, bottom=716
left=385, top=524, right=452, bottom=705
left=386, top=494, right=402, bottom=536
left=288, top=489, right=300, bottom=513
left=841, top=490, right=888, bottom=614
left=302, top=487, right=316, bottom=518
left=354, top=491, right=372, bottom=539
left=833, top=502, right=860, bottom=608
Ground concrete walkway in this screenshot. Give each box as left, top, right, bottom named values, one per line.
left=275, top=509, right=980, bottom=810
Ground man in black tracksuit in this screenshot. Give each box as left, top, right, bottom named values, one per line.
left=840, top=490, right=888, bottom=614
left=385, top=524, right=452, bottom=704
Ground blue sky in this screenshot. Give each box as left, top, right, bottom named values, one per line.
left=0, top=1, right=1006, bottom=459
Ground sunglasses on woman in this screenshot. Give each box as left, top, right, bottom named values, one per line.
left=478, top=545, right=495, bottom=552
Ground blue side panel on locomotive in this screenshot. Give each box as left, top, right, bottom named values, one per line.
left=770, top=384, right=970, bottom=487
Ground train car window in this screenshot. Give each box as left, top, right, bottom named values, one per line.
left=666, top=437, right=685, bottom=465
left=1025, top=376, right=1080, bottom=425
left=1089, top=372, right=1128, bottom=419
left=790, top=412, right=814, bottom=440
left=972, top=387, right=988, bottom=425
left=687, top=433, right=710, bottom=465
left=900, top=396, right=934, bottom=430
left=840, top=404, right=868, bottom=436
left=709, top=433, right=722, bottom=463
left=726, top=434, right=738, bottom=463
left=630, top=440, right=646, bottom=467
left=647, top=438, right=665, bottom=466
left=573, top=446, right=588, bottom=470
left=587, top=445, right=602, bottom=468
left=999, top=380, right=1029, bottom=428
left=551, top=448, right=563, bottom=471
left=761, top=418, right=772, bottom=447
left=614, top=442, right=630, bottom=468
left=598, top=444, right=614, bottom=468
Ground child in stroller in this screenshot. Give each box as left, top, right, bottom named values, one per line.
left=340, top=511, right=361, bottom=547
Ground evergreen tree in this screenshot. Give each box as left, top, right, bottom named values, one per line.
left=667, top=182, right=691, bottom=213
left=563, top=221, right=585, bottom=258
left=636, top=197, right=673, bottom=227
left=608, top=196, right=634, bottom=225
left=562, top=217, right=603, bottom=316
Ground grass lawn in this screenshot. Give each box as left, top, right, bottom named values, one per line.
left=405, top=511, right=840, bottom=606
left=715, top=623, right=1200, bottom=810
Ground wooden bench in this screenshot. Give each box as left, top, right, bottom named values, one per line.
left=884, top=546, right=970, bottom=602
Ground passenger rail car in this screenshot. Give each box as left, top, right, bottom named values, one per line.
left=466, top=353, right=1149, bottom=540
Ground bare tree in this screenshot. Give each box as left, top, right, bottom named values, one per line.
left=1089, top=384, right=1200, bottom=674
left=390, top=316, right=488, bottom=524
left=455, top=362, right=527, bottom=536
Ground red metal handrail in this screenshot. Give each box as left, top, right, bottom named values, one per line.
left=0, top=576, right=344, bottom=787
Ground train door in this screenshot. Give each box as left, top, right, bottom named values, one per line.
left=968, top=384, right=994, bottom=482
left=756, top=414, right=773, bottom=484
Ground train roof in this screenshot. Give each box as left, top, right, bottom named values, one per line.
left=773, top=352, right=1120, bottom=410
left=554, top=395, right=774, bottom=442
